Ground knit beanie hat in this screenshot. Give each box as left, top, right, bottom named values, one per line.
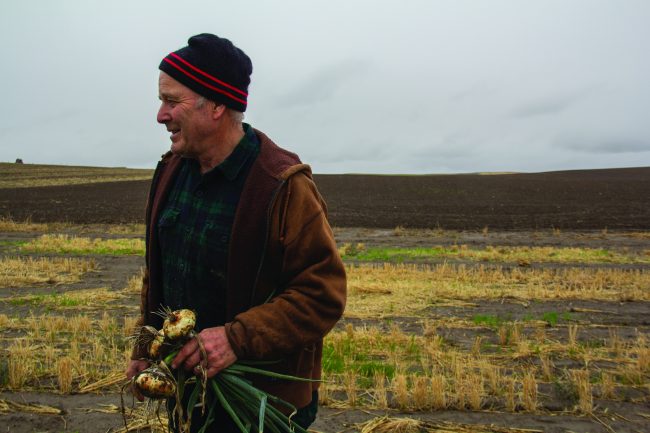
left=159, top=34, right=252, bottom=112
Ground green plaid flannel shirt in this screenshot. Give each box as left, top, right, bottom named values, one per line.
left=158, top=124, right=260, bottom=331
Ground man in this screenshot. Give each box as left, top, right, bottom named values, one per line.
left=125, top=33, right=346, bottom=432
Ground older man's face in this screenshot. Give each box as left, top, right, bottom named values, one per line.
left=156, top=72, right=215, bottom=158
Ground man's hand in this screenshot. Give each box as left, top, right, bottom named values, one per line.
left=171, top=326, right=237, bottom=378
left=125, top=359, right=150, bottom=401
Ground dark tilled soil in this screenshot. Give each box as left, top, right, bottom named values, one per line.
left=1, top=167, right=649, bottom=230
left=0, top=180, right=150, bottom=225
left=316, top=167, right=650, bottom=230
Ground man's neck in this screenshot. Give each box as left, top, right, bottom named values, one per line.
left=197, top=123, right=245, bottom=174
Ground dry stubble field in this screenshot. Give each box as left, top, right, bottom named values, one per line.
left=0, top=163, right=649, bottom=433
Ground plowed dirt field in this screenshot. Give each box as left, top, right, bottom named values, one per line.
left=1, top=167, right=648, bottom=229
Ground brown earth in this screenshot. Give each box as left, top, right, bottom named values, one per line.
left=1, top=167, right=649, bottom=230
left=2, top=391, right=644, bottom=433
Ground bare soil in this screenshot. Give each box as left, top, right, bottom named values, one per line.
left=3, top=391, right=646, bottom=433
left=317, top=167, right=650, bottom=230
left=1, top=167, right=648, bottom=230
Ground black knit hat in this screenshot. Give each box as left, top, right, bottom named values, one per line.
left=159, top=34, right=252, bottom=112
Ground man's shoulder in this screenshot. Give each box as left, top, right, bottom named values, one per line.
left=150, top=152, right=184, bottom=193
left=252, top=128, right=310, bottom=180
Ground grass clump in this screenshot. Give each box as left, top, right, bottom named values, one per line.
left=0, top=217, right=146, bottom=236
left=323, top=326, right=409, bottom=381
left=345, top=263, right=650, bottom=318
left=105, top=223, right=146, bottom=236
left=0, top=217, right=70, bottom=233
left=0, top=256, right=96, bottom=288
left=4, top=288, right=123, bottom=310
left=20, top=234, right=145, bottom=255
left=0, top=314, right=135, bottom=392
left=540, top=311, right=572, bottom=326
left=472, top=314, right=507, bottom=329
left=340, top=245, right=649, bottom=265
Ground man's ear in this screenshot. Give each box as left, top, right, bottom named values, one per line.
left=212, top=103, right=226, bottom=120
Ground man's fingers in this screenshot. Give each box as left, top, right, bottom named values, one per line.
left=183, top=350, right=205, bottom=371
left=205, top=365, right=220, bottom=378
left=191, top=349, right=226, bottom=377
left=171, top=326, right=236, bottom=374
left=131, top=383, right=145, bottom=402
left=126, top=360, right=150, bottom=380
left=125, top=360, right=149, bottom=401
left=198, top=358, right=225, bottom=378
left=171, top=339, right=198, bottom=369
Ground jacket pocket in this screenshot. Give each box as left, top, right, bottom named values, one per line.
left=294, top=343, right=316, bottom=376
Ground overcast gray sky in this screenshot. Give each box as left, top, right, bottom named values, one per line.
left=1, top=0, right=648, bottom=174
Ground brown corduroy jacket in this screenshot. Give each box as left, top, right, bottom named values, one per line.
left=133, top=128, right=347, bottom=408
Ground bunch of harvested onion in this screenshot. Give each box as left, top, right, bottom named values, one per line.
left=130, top=308, right=198, bottom=400
left=129, top=308, right=313, bottom=433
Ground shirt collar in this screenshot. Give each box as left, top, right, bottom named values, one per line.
left=202, top=123, right=259, bottom=181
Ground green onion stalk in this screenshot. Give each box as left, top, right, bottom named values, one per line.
left=164, top=353, right=314, bottom=433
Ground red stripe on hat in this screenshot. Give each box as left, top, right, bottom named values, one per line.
left=169, top=52, right=248, bottom=97
left=162, top=58, right=248, bottom=106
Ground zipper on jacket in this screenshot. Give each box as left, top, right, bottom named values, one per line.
left=249, top=178, right=286, bottom=307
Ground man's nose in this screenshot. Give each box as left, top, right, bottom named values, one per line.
left=157, top=104, right=170, bottom=124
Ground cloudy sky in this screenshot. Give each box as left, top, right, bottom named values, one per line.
left=1, top=0, right=648, bottom=174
